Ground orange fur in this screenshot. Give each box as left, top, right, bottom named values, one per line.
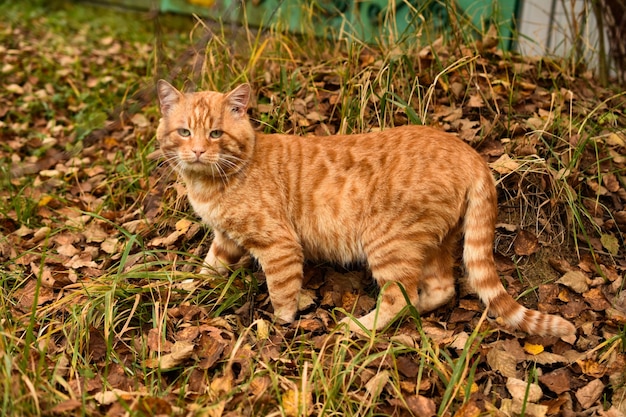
left=156, top=80, right=576, bottom=337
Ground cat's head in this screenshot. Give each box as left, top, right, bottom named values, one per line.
left=156, top=80, right=255, bottom=179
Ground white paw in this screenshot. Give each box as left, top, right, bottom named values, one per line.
left=339, top=316, right=370, bottom=336
left=273, top=306, right=297, bottom=324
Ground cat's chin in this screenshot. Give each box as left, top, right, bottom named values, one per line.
left=181, top=162, right=227, bottom=179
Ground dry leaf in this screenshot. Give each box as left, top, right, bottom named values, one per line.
left=539, top=368, right=571, bottom=394
left=144, top=340, right=194, bottom=370
left=389, top=395, right=436, bottom=417
left=93, top=389, right=134, bottom=405
left=601, top=234, right=620, bottom=255
left=557, top=271, right=589, bottom=294
left=487, top=346, right=519, bottom=378
left=523, top=342, right=544, bottom=355
left=282, top=388, right=313, bottom=417
left=506, top=377, right=543, bottom=402
left=365, top=370, right=390, bottom=398
left=575, top=379, right=605, bottom=409
left=489, top=154, right=520, bottom=174
left=514, top=229, right=539, bottom=256
left=500, top=399, right=548, bottom=417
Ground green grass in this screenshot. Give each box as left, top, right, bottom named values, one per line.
left=1, top=0, right=625, bottom=416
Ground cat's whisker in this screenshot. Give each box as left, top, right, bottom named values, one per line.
left=213, top=162, right=229, bottom=188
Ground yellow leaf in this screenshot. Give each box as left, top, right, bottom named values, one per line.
left=38, top=195, right=53, bottom=207
left=175, top=218, right=192, bottom=233
left=282, top=388, right=313, bottom=417
left=523, top=342, right=544, bottom=355
left=188, top=0, right=215, bottom=6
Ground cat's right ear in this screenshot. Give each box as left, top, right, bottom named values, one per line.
left=156, top=80, right=183, bottom=116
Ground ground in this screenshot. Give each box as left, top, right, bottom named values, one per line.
left=0, top=1, right=625, bottom=416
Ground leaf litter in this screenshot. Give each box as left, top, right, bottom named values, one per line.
left=1, top=2, right=626, bottom=416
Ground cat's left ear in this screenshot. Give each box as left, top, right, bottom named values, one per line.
left=226, top=83, right=251, bottom=117
left=156, top=79, right=183, bottom=116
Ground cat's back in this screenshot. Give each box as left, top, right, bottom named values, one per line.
left=254, top=124, right=487, bottom=178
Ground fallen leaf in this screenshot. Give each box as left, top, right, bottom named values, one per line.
left=487, top=346, right=519, bottom=378
left=144, top=340, right=194, bottom=370
left=523, top=342, right=544, bottom=355
left=49, top=399, right=83, bottom=413
left=468, top=94, right=484, bottom=107
left=539, top=368, right=571, bottom=394
left=93, top=389, right=134, bottom=405
left=175, top=218, right=192, bottom=232
left=489, top=154, right=521, bottom=174
left=507, top=377, right=543, bottom=402
left=557, top=271, right=589, bottom=294
left=396, top=356, right=420, bottom=378
left=100, top=237, right=119, bottom=254
left=389, top=395, right=436, bottom=417
left=500, top=398, right=548, bottom=417
left=452, top=400, right=481, bottom=417
left=365, top=370, right=390, bottom=398
left=282, top=388, right=313, bottom=417
left=600, top=234, right=620, bottom=256
left=514, top=229, right=539, bottom=256
left=575, top=379, right=605, bottom=409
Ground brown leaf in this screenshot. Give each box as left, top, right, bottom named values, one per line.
left=15, top=279, right=55, bottom=311
left=539, top=368, right=571, bottom=394
left=396, top=356, right=420, bottom=378
left=583, top=288, right=611, bottom=311
left=83, top=222, right=108, bottom=243
left=389, top=394, right=436, bottom=417
left=486, top=340, right=523, bottom=378
left=144, top=340, right=194, bottom=370
left=507, top=377, right=544, bottom=402
left=577, top=358, right=607, bottom=378
left=514, top=229, right=539, bottom=256
left=197, top=332, right=225, bottom=370
left=575, top=379, right=605, bottom=409
left=541, top=395, right=569, bottom=415
left=134, top=396, right=173, bottom=416
left=489, top=154, right=521, bottom=175
left=297, top=317, right=325, bottom=333
left=147, top=328, right=173, bottom=353
left=602, top=173, right=620, bottom=192
left=88, top=326, right=107, bottom=362
left=467, top=94, right=484, bottom=108
left=49, top=399, right=83, bottom=414
left=557, top=271, right=589, bottom=294
left=452, top=400, right=481, bottom=417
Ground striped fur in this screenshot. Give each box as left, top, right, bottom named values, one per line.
left=156, top=80, right=576, bottom=337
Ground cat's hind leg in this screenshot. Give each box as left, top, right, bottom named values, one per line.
left=416, top=232, right=458, bottom=313
left=200, top=229, right=247, bottom=276
left=342, top=238, right=430, bottom=333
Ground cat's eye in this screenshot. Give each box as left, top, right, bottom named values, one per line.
left=209, top=130, right=223, bottom=139
left=177, top=128, right=191, bottom=137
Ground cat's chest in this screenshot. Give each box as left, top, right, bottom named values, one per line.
left=185, top=182, right=223, bottom=224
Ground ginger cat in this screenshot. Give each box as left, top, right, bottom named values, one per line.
left=155, top=80, right=576, bottom=337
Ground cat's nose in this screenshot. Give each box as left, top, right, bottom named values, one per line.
left=193, top=149, right=204, bottom=159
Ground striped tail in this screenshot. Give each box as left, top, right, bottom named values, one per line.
left=462, top=172, right=576, bottom=337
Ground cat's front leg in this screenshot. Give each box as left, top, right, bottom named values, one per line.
left=200, top=229, right=246, bottom=276
left=252, top=243, right=304, bottom=323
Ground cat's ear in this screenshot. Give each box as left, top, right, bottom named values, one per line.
left=225, top=83, right=251, bottom=117
left=156, top=79, right=183, bottom=116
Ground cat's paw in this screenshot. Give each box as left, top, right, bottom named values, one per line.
left=273, top=306, right=297, bottom=324
left=199, top=265, right=229, bottom=276
left=338, top=316, right=370, bottom=336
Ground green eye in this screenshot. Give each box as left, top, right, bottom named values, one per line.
left=209, top=130, right=223, bottom=139
left=177, top=128, right=191, bottom=137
